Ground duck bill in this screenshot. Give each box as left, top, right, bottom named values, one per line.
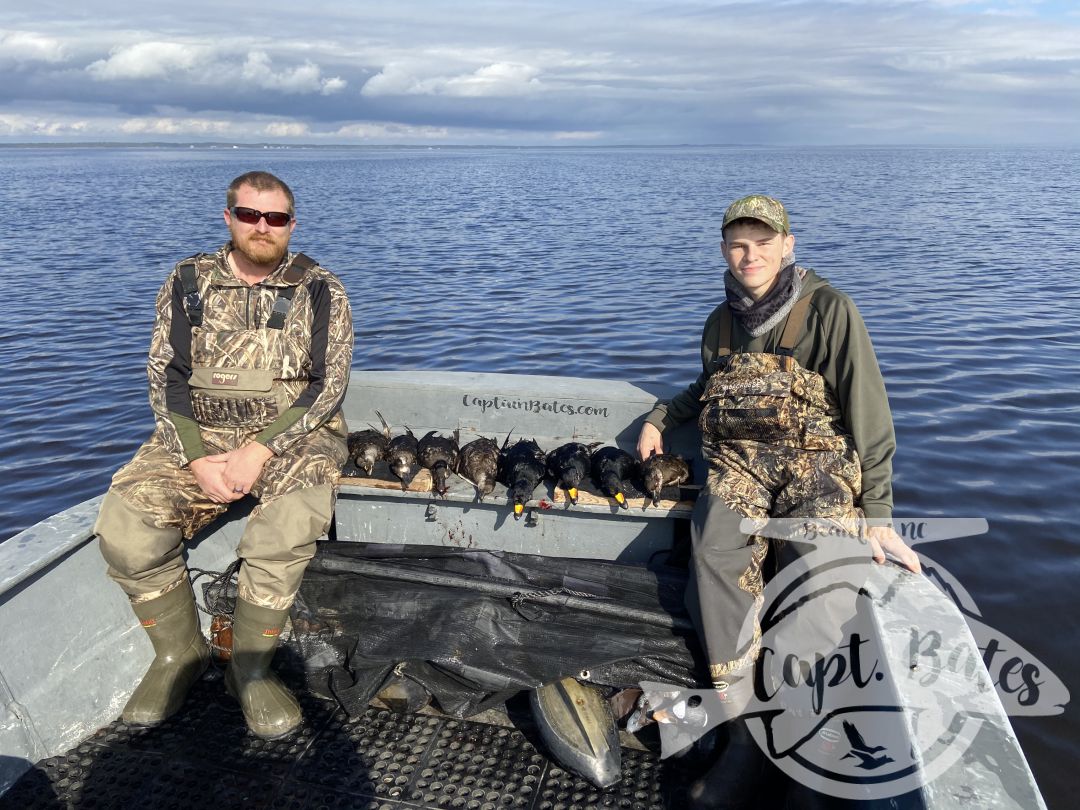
left=567, top=487, right=578, bottom=504
left=514, top=502, right=524, bottom=519
left=614, top=492, right=627, bottom=509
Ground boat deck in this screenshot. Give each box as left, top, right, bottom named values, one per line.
left=1, top=665, right=683, bottom=810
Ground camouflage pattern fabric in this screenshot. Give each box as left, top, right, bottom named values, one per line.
left=722, top=194, right=790, bottom=234
left=699, top=352, right=848, bottom=453
left=148, top=245, right=353, bottom=463
left=693, top=351, right=863, bottom=682
left=100, top=419, right=347, bottom=607
left=100, top=243, right=352, bottom=609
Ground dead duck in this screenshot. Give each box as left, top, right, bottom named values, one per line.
left=346, top=410, right=391, bottom=476
left=546, top=442, right=599, bottom=505
left=640, top=454, right=691, bottom=508
left=590, top=446, right=639, bottom=510
left=386, top=427, right=419, bottom=490
left=499, top=437, right=546, bottom=519
left=418, top=429, right=460, bottom=497
left=457, top=436, right=501, bottom=502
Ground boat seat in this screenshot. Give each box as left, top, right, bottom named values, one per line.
left=335, top=370, right=701, bottom=564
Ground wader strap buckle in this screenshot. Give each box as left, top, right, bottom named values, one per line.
left=265, top=253, right=315, bottom=330
left=265, top=287, right=297, bottom=330
left=177, top=260, right=203, bottom=327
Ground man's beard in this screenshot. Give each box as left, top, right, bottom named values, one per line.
left=234, top=231, right=289, bottom=267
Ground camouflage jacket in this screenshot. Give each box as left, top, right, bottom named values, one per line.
left=147, top=243, right=353, bottom=465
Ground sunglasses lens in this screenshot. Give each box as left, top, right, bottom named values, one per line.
left=232, top=206, right=261, bottom=225
left=232, top=207, right=291, bottom=227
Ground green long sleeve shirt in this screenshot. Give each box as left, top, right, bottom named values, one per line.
left=644, top=270, right=896, bottom=519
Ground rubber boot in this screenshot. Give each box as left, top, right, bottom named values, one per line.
left=224, top=598, right=302, bottom=739
left=122, top=581, right=210, bottom=726
left=686, top=718, right=768, bottom=810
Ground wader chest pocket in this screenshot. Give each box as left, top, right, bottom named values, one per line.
left=699, top=370, right=796, bottom=443
left=189, top=367, right=278, bottom=428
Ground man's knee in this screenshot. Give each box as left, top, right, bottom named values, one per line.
left=248, top=484, right=335, bottom=552
left=236, top=484, right=335, bottom=607
left=95, top=490, right=184, bottom=579
left=692, top=489, right=755, bottom=554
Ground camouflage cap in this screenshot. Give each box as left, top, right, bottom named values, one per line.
left=722, top=194, right=790, bottom=234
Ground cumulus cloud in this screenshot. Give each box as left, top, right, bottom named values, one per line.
left=241, top=51, right=346, bottom=95
left=362, top=61, right=541, bottom=97
left=84, top=37, right=344, bottom=95
left=0, top=30, right=68, bottom=64
left=87, top=41, right=205, bottom=80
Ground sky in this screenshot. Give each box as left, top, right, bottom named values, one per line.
left=1, top=0, right=1078, bottom=146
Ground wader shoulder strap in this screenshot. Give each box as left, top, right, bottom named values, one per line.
left=266, top=253, right=317, bottom=330
left=177, top=257, right=203, bottom=327
left=716, top=304, right=733, bottom=358
left=777, top=292, right=815, bottom=355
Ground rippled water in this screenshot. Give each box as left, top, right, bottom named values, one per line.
left=1, top=145, right=1077, bottom=807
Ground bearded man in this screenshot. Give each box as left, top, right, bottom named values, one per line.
left=95, top=171, right=352, bottom=740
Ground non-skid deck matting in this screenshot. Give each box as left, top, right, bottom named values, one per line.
left=2, top=671, right=680, bottom=809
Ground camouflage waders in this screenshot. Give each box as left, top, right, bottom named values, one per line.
left=96, top=247, right=350, bottom=611
left=689, top=295, right=864, bottom=687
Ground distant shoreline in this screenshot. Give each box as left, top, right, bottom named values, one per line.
left=0, top=142, right=744, bottom=150
left=0, top=142, right=1058, bottom=150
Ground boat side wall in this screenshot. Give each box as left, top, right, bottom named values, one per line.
left=0, top=499, right=244, bottom=795
left=341, top=369, right=701, bottom=467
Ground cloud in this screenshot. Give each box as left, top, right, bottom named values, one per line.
left=552, top=130, right=604, bottom=140
left=87, top=41, right=204, bottom=80
left=1, top=1, right=1079, bottom=144
left=0, top=30, right=68, bottom=64
left=84, top=37, right=345, bottom=95
left=263, top=120, right=311, bottom=137
left=362, top=61, right=541, bottom=98
left=241, top=51, right=346, bottom=95
left=118, top=116, right=236, bottom=136
left=0, top=113, right=88, bottom=136
left=332, top=121, right=450, bottom=139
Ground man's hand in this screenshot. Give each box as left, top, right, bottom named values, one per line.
left=190, top=456, right=243, bottom=503
left=221, top=442, right=274, bottom=496
left=866, top=524, right=921, bottom=574
left=637, top=423, right=664, bottom=460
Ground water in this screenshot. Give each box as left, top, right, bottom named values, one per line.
left=1, top=145, right=1077, bottom=807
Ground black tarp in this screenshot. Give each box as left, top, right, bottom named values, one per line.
left=289, top=542, right=707, bottom=719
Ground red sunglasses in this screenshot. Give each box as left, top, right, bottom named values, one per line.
left=230, top=206, right=293, bottom=228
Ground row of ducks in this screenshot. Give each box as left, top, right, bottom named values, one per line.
left=344, top=412, right=692, bottom=518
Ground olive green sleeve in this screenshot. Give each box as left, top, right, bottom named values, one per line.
left=147, top=269, right=206, bottom=466
left=808, top=293, right=895, bottom=520
left=644, top=305, right=725, bottom=432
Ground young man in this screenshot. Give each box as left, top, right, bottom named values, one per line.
left=637, top=194, right=920, bottom=691
left=95, top=171, right=353, bottom=739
